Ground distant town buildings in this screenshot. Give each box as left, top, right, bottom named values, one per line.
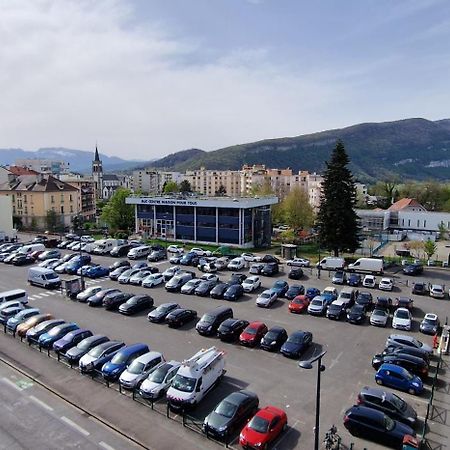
left=14, top=158, right=69, bottom=175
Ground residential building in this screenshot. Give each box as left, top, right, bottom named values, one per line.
left=59, top=174, right=96, bottom=222
left=0, top=196, right=15, bottom=239
left=14, top=159, right=69, bottom=175
left=132, top=169, right=184, bottom=194
left=184, top=167, right=242, bottom=197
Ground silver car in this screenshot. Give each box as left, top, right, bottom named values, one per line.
left=119, top=352, right=165, bottom=390
left=139, top=360, right=181, bottom=399
left=385, top=334, right=433, bottom=355
left=370, top=308, right=389, bottom=327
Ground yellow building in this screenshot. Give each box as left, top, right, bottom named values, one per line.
left=0, top=172, right=80, bottom=230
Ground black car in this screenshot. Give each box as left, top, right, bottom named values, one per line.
left=382, top=346, right=431, bottom=365
left=147, top=302, right=180, bottom=323
left=288, top=267, right=304, bottom=280
left=412, top=282, right=428, bottom=295
left=109, top=266, right=130, bottom=280
left=355, top=291, right=373, bottom=310
left=326, top=302, right=346, bottom=320
left=87, top=289, right=121, bottom=307
left=228, top=273, right=247, bottom=285
left=261, top=262, right=279, bottom=276
left=223, top=284, right=244, bottom=301
left=343, top=405, right=415, bottom=448
left=110, top=243, right=139, bottom=257
left=347, top=304, right=366, bottom=324
left=103, top=292, right=133, bottom=310
left=347, top=273, right=361, bottom=287
left=280, top=330, right=313, bottom=358
left=195, top=280, right=217, bottom=297
left=260, top=326, right=288, bottom=351
left=12, top=254, right=35, bottom=266
left=64, top=335, right=110, bottom=364
left=217, top=319, right=249, bottom=342
left=403, top=263, right=423, bottom=275
left=203, top=390, right=259, bottom=440
left=260, top=255, right=280, bottom=264
left=109, top=260, right=130, bottom=271
left=166, top=308, right=197, bottom=328
left=395, top=297, right=414, bottom=311
left=284, top=285, right=305, bottom=300
left=374, top=296, right=392, bottom=311
left=357, top=386, right=417, bottom=427
left=210, top=283, right=230, bottom=299
left=118, top=294, right=154, bottom=315
left=371, top=353, right=429, bottom=380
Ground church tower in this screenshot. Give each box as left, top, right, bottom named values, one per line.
left=92, top=145, right=103, bottom=199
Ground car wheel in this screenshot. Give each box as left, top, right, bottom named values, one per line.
left=408, top=388, right=416, bottom=395
left=282, top=422, right=288, bottom=431
left=376, top=378, right=383, bottom=385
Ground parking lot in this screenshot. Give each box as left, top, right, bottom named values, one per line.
left=1, top=245, right=450, bottom=449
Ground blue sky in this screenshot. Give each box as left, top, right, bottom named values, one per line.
left=0, top=0, right=449, bottom=160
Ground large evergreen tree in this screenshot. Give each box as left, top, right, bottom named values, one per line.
left=101, top=188, right=134, bottom=232
left=316, top=141, right=360, bottom=256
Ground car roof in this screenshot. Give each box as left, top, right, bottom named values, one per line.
left=133, top=351, right=163, bottom=364
left=225, top=390, right=257, bottom=405
left=424, top=313, right=438, bottom=320
left=267, top=326, right=286, bottom=333
left=248, top=321, right=266, bottom=328
left=360, top=386, right=396, bottom=400
left=379, top=363, right=409, bottom=374
left=347, top=405, right=385, bottom=419
left=256, top=406, right=283, bottom=421
left=395, top=307, right=410, bottom=314
left=116, top=343, right=149, bottom=356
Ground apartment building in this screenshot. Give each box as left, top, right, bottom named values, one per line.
left=14, top=159, right=69, bottom=175
left=184, top=167, right=242, bottom=197
left=132, top=169, right=184, bottom=194
left=59, top=174, right=96, bottom=222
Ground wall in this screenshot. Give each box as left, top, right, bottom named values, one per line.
left=0, top=196, right=14, bottom=237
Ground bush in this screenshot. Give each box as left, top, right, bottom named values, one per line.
left=115, top=231, right=129, bottom=240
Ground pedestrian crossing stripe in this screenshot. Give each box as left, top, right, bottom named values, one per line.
left=39, top=293, right=50, bottom=297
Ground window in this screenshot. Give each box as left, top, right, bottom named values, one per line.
left=51, top=195, right=55, bottom=203
left=70, top=205, right=73, bottom=213
left=61, top=194, right=64, bottom=203
left=60, top=206, right=64, bottom=213
left=24, top=195, right=27, bottom=203
left=69, top=194, right=73, bottom=202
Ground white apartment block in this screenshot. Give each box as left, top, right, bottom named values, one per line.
left=132, top=169, right=184, bottom=194
left=14, top=159, right=69, bottom=175
left=185, top=167, right=242, bottom=197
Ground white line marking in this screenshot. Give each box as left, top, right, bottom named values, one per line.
left=29, top=395, right=54, bottom=411
left=45, top=291, right=54, bottom=295
left=33, top=295, right=43, bottom=299
left=39, top=293, right=50, bottom=297
left=1, top=377, right=23, bottom=391
left=60, top=416, right=90, bottom=436
left=329, top=351, right=343, bottom=370
left=99, top=442, right=116, bottom=450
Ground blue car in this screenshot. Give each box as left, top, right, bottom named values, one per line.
left=38, top=323, right=79, bottom=349
left=280, top=330, right=313, bottom=359
left=322, top=290, right=337, bottom=305
left=101, top=343, right=150, bottom=382
left=86, top=266, right=109, bottom=278
left=6, top=308, right=40, bottom=333
left=180, top=252, right=198, bottom=265
left=305, top=287, right=321, bottom=301
left=375, top=363, right=423, bottom=395
left=65, top=255, right=92, bottom=274
left=271, top=280, right=289, bottom=297
left=347, top=273, right=361, bottom=287
left=53, top=328, right=93, bottom=354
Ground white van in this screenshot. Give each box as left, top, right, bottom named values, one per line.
left=28, top=267, right=61, bottom=289
left=347, top=258, right=384, bottom=275
left=93, top=239, right=118, bottom=255
left=316, top=257, right=345, bottom=271
left=167, top=347, right=225, bottom=412
left=19, top=243, right=46, bottom=255
left=128, top=245, right=151, bottom=259
left=0, top=289, right=28, bottom=305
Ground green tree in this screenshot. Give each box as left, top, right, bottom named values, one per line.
left=423, top=239, right=437, bottom=260
left=179, top=180, right=192, bottom=193
left=251, top=178, right=274, bottom=196
left=215, top=184, right=227, bottom=196
left=163, top=180, right=179, bottom=193
left=100, top=188, right=134, bottom=232
left=316, top=141, right=360, bottom=256
left=281, top=186, right=314, bottom=231
left=46, top=209, right=58, bottom=231
left=438, top=222, right=448, bottom=239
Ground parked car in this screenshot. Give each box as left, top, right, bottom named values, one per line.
left=356, top=386, right=417, bottom=427
left=242, top=276, right=261, bottom=293
left=326, top=300, right=347, bottom=321
left=429, top=284, right=445, bottom=299
left=203, top=390, right=259, bottom=440
left=147, top=302, right=180, bottom=323
left=5, top=308, right=40, bottom=334
left=87, top=288, right=121, bottom=307
left=227, top=257, right=247, bottom=271
left=420, top=313, right=440, bottom=336
left=356, top=291, right=373, bottom=310
left=64, top=335, right=110, bottom=364
left=382, top=346, right=430, bottom=365
left=284, top=284, right=305, bottom=300
left=53, top=329, right=93, bottom=354
left=109, top=266, right=129, bottom=281
left=141, top=273, right=164, bottom=288
left=27, top=319, right=66, bottom=345
left=372, top=353, right=429, bottom=380
left=403, top=264, right=423, bottom=275
left=129, top=269, right=158, bottom=286
left=375, top=296, right=392, bottom=311
left=38, top=250, right=61, bottom=261
left=412, top=282, right=428, bottom=295
left=347, top=304, right=366, bottom=324
left=375, top=363, right=423, bottom=395
left=223, top=284, right=244, bottom=301
left=214, top=257, right=230, bottom=270
left=241, top=252, right=258, bottom=262
left=117, top=268, right=141, bottom=284
left=210, top=282, right=230, bottom=299
left=385, top=335, right=433, bottom=355
left=38, top=323, right=79, bottom=349
left=103, top=292, right=133, bottom=310
left=239, top=321, right=268, bottom=347
left=147, top=248, right=166, bottom=262
left=180, top=278, right=202, bottom=295
left=271, top=280, right=289, bottom=297
left=162, top=265, right=182, bottom=281
left=190, top=247, right=212, bottom=257
left=249, top=263, right=265, bottom=275
left=195, top=280, right=218, bottom=297
left=395, top=297, right=414, bottom=311
left=86, top=265, right=109, bottom=278
left=228, top=273, right=247, bottom=285
left=108, top=260, right=130, bottom=271
left=343, top=405, right=415, bottom=448
left=305, top=287, right=320, bottom=301
left=280, top=330, right=313, bottom=359
left=286, top=257, right=310, bottom=267
left=239, top=406, right=288, bottom=450
left=79, top=341, right=125, bottom=373
left=392, top=308, right=412, bottom=331
left=307, top=296, right=328, bottom=316
left=288, top=267, right=304, bottom=280
left=347, top=273, right=362, bottom=287
left=138, top=360, right=181, bottom=400
left=332, top=271, right=347, bottom=285
left=322, top=286, right=338, bottom=304
left=260, top=255, right=280, bottom=264
left=379, top=277, right=394, bottom=291
left=119, top=351, right=165, bottom=390
left=261, top=262, right=279, bottom=276
left=256, top=290, right=278, bottom=308
left=370, top=308, right=390, bottom=327
left=260, top=326, right=288, bottom=351
left=167, top=245, right=184, bottom=254
left=180, top=252, right=199, bottom=266
left=12, top=254, right=35, bottom=266
left=363, top=275, right=376, bottom=288
left=166, top=308, right=197, bottom=328
left=288, top=295, right=310, bottom=314
left=217, top=318, right=249, bottom=342
left=118, top=294, right=153, bottom=315
left=17, top=313, right=54, bottom=338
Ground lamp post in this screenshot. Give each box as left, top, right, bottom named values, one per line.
left=298, top=350, right=327, bottom=450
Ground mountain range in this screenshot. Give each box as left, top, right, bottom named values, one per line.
left=148, top=118, right=450, bottom=182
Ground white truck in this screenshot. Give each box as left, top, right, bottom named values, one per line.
left=93, top=239, right=118, bottom=255
left=316, top=257, right=345, bottom=271
left=166, top=347, right=225, bottom=412
left=347, top=257, right=384, bottom=275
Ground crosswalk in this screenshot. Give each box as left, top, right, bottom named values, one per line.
left=29, top=291, right=61, bottom=301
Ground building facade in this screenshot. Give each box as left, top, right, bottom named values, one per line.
left=126, top=195, right=278, bottom=248
left=132, top=169, right=184, bottom=194
left=60, top=174, right=96, bottom=222
left=14, top=159, right=69, bottom=176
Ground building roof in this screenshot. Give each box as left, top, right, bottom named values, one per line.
left=0, top=174, right=78, bottom=192
left=103, top=174, right=119, bottom=181
left=7, top=166, right=39, bottom=175
left=387, top=198, right=424, bottom=212
left=94, top=146, right=100, bottom=162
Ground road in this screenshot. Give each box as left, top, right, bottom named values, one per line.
left=1, top=248, right=450, bottom=449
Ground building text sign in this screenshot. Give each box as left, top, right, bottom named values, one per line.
left=129, top=198, right=198, bottom=206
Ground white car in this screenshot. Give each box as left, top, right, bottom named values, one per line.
left=162, top=266, right=181, bottom=281
left=167, top=245, right=184, bottom=254
left=142, top=273, right=165, bottom=288
left=392, top=307, right=412, bottom=331
left=286, top=257, right=311, bottom=268
left=139, top=360, right=182, bottom=400
left=200, top=273, right=219, bottom=283
left=256, top=289, right=277, bottom=308
left=241, top=253, right=257, bottom=262
left=81, top=235, right=94, bottom=243
left=180, top=279, right=202, bottom=294
left=363, top=275, right=376, bottom=288
left=129, top=270, right=154, bottom=285
left=379, top=277, right=393, bottom=291
left=190, top=247, right=211, bottom=257
left=370, top=308, right=389, bottom=327
left=430, top=284, right=445, bottom=299
left=227, top=257, right=246, bottom=270
left=214, top=257, right=230, bottom=270
left=242, top=276, right=261, bottom=292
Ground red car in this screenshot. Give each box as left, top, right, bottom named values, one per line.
left=239, top=405, right=287, bottom=449
left=288, top=295, right=310, bottom=314
left=239, top=321, right=268, bottom=347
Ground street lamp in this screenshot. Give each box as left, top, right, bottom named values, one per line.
left=298, top=350, right=327, bottom=450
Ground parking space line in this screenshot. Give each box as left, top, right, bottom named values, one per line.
left=99, top=442, right=116, bottom=450
left=1, top=377, right=23, bottom=391
left=32, top=295, right=43, bottom=299
left=39, top=293, right=50, bottom=297
left=60, top=416, right=90, bottom=436
left=45, top=291, right=54, bottom=295
left=29, top=395, right=54, bottom=411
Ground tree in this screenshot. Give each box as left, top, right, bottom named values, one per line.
left=179, top=180, right=192, bottom=193
left=251, top=178, right=274, bottom=196
left=423, top=239, right=437, bottom=261
left=101, top=188, right=134, bottom=232
left=46, top=209, right=58, bottom=231
left=163, top=180, right=179, bottom=193
left=316, top=141, right=360, bottom=256
left=215, top=184, right=227, bottom=196
left=438, top=222, right=448, bottom=239
left=281, top=186, right=314, bottom=231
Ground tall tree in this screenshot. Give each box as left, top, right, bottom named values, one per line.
left=179, top=180, right=192, bottom=193
left=423, top=239, right=437, bottom=261
left=163, top=180, right=179, bottom=193
left=101, top=188, right=134, bottom=232
left=282, top=186, right=314, bottom=231
left=316, top=141, right=360, bottom=256
left=215, top=184, right=227, bottom=196
left=45, top=209, right=58, bottom=231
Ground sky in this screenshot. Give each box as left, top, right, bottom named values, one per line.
left=1, top=0, right=449, bottom=161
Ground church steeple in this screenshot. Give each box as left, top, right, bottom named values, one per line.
left=94, top=145, right=100, bottom=162
left=92, top=145, right=103, bottom=199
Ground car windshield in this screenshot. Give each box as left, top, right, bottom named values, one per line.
left=390, top=393, right=406, bottom=411
left=245, top=326, right=257, bottom=335
left=171, top=374, right=196, bottom=393
left=111, top=351, right=130, bottom=364
left=293, top=298, right=305, bottom=304
left=287, top=334, right=303, bottom=344
left=261, top=293, right=270, bottom=299
left=353, top=305, right=364, bottom=313
left=373, top=309, right=387, bottom=317
left=88, top=345, right=107, bottom=357
left=274, top=281, right=285, bottom=288
left=45, top=273, right=58, bottom=280
left=248, top=415, right=270, bottom=433
left=127, top=297, right=139, bottom=305
left=148, top=365, right=170, bottom=384
left=384, top=416, right=395, bottom=432
left=121, top=269, right=133, bottom=277
left=215, top=400, right=237, bottom=418
left=265, top=331, right=279, bottom=340
left=156, top=305, right=173, bottom=314
left=424, top=318, right=437, bottom=325
left=127, top=360, right=145, bottom=374
left=78, top=339, right=96, bottom=351
left=396, top=310, right=410, bottom=319
left=201, top=314, right=214, bottom=324
left=48, top=326, right=65, bottom=336
left=311, top=299, right=323, bottom=306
